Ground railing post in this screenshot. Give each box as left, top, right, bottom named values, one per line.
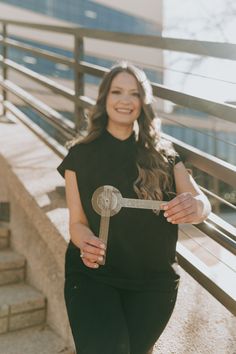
left=213, top=124, right=220, bottom=213
left=74, top=32, right=85, bottom=132
left=1, top=23, right=7, bottom=117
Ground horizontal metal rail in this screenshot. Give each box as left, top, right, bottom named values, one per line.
left=162, top=133, right=236, bottom=188
left=207, top=213, right=236, bottom=240
left=5, top=101, right=68, bottom=158
left=0, top=19, right=236, bottom=60
left=0, top=56, right=75, bottom=100
left=0, top=36, right=75, bottom=67
left=195, top=219, right=236, bottom=255
left=78, top=95, right=96, bottom=109
left=0, top=18, right=78, bottom=34
left=177, top=241, right=236, bottom=316
left=200, top=186, right=236, bottom=212
left=152, top=84, right=236, bottom=125
left=0, top=78, right=76, bottom=140
left=78, top=61, right=109, bottom=76
left=78, top=27, right=236, bottom=61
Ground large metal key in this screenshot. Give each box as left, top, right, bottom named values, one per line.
left=96, top=186, right=113, bottom=265
left=92, top=185, right=168, bottom=265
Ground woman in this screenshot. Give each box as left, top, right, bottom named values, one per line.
left=57, top=62, right=211, bottom=354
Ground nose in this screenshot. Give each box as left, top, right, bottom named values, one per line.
left=119, top=94, right=131, bottom=104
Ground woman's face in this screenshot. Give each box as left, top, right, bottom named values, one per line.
left=106, top=72, right=142, bottom=129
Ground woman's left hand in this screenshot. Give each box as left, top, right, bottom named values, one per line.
left=161, top=192, right=202, bottom=224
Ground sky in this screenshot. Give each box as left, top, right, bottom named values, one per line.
left=163, top=0, right=236, bottom=103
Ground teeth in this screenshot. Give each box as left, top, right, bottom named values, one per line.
left=116, top=109, right=132, bottom=113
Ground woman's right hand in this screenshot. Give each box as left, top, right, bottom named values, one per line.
left=77, top=231, right=106, bottom=269
left=65, top=170, right=106, bottom=269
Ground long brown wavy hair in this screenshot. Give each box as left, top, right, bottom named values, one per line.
left=69, top=61, right=177, bottom=200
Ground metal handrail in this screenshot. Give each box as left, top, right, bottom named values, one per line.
left=0, top=18, right=236, bottom=60
left=0, top=36, right=75, bottom=67
left=1, top=57, right=75, bottom=100
left=177, top=241, right=236, bottom=316
left=195, top=219, right=236, bottom=255
left=0, top=18, right=78, bottom=34
left=1, top=28, right=236, bottom=123
left=161, top=133, right=236, bottom=188
left=0, top=78, right=76, bottom=139
left=5, top=101, right=68, bottom=158
left=199, top=186, right=236, bottom=212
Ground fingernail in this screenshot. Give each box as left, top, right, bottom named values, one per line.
left=100, top=250, right=105, bottom=256
left=101, top=244, right=106, bottom=250
left=98, top=256, right=103, bottom=262
left=163, top=205, right=168, bottom=210
left=167, top=217, right=172, bottom=222
left=164, top=212, right=168, bottom=217
left=94, top=264, right=99, bottom=268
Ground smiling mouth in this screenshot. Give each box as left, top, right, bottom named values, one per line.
left=115, top=108, right=133, bottom=114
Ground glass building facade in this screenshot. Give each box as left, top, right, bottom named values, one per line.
left=1, top=0, right=163, bottom=83
left=0, top=0, right=161, bottom=35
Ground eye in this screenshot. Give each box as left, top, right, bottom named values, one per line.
left=132, top=92, right=140, bottom=97
left=110, top=90, right=121, bottom=94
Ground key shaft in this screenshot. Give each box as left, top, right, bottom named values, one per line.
left=121, top=198, right=167, bottom=211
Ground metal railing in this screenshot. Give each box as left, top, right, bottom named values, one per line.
left=0, top=19, right=235, bottom=315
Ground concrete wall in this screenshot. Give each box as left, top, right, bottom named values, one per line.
left=0, top=116, right=73, bottom=346
left=0, top=115, right=235, bottom=353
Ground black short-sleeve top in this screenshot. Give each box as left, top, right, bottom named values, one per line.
left=57, top=129, right=181, bottom=291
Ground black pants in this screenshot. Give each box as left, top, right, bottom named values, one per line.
left=64, top=274, right=177, bottom=354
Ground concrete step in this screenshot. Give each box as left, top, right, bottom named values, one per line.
left=0, top=249, right=25, bottom=285
left=0, top=325, right=75, bottom=354
left=0, top=223, right=10, bottom=250
left=0, top=283, right=46, bottom=334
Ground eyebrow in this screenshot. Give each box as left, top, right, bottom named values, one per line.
left=111, top=86, right=139, bottom=92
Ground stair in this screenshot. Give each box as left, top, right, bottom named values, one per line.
left=0, top=283, right=46, bottom=333
left=0, top=325, right=73, bottom=354
left=0, top=223, right=74, bottom=354
left=0, top=249, right=25, bottom=285
left=0, top=223, right=10, bottom=250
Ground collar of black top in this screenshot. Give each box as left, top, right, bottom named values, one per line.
left=103, top=129, right=135, bottom=145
